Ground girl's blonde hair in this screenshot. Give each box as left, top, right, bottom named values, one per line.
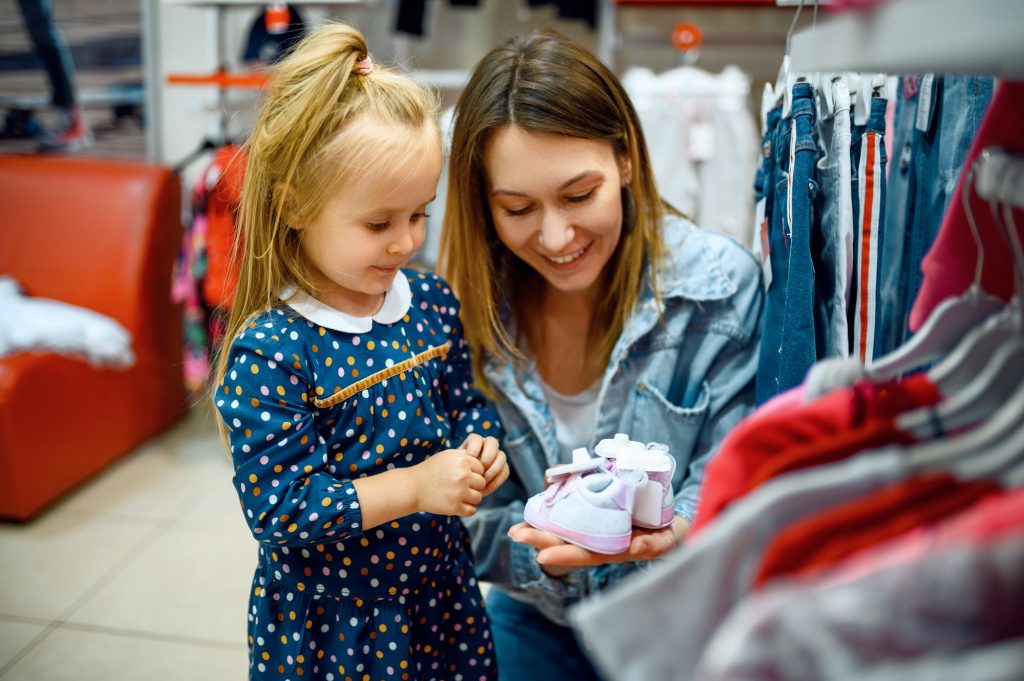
left=438, top=29, right=668, bottom=398
left=212, top=23, right=440, bottom=418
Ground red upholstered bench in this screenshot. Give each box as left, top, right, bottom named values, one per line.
left=0, top=155, right=187, bottom=521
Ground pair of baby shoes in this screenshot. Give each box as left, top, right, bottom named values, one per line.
left=522, top=434, right=676, bottom=554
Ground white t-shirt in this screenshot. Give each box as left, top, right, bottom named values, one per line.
left=539, top=376, right=602, bottom=459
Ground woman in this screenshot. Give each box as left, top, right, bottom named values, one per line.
left=439, top=29, right=763, bottom=680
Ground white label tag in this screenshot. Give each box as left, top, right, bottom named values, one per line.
left=752, top=195, right=766, bottom=259
left=688, top=121, right=715, bottom=161
left=915, top=73, right=935, bottom=132
left=760, top=222, right=773, bottom=290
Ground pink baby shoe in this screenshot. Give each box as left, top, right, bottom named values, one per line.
left=595, top=434, right=676, bottom=529
left=524, top=468, right=646, bottom=554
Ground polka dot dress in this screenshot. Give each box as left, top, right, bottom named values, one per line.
left=216, top=272, right=501, bottom=681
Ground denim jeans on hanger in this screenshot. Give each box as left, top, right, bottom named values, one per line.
left=754, top=104, right=788, bottom=405
left=873, top=74, right=994, bottom=357
left=777, top=82, right=821, bottom=392
left=848, top=94, right=888, bottom=362
left=813, top=77, right=854, bottom=359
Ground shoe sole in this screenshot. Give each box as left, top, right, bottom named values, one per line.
left=523, top=505, right=632, bottom=555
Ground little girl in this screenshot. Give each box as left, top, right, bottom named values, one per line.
left=213, top=23, right=507, bottom=681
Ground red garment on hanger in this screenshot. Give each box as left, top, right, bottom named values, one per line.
left=692, top=374, right=940, bottom=533
left=801, top=486, right=1024, bottom=587
left=203, top=145, right=246, bottom=311
left=910, top=81, right=1024, bottom=331
left=746, top=417, right=915, bottom=491
left=753, top=472, right=1002, bottom=588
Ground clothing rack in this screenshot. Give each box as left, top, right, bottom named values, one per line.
left=789, top=0, right=1024, bottom=77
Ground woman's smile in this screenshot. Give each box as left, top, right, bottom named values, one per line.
left=541, top=241, right=593, bottom=268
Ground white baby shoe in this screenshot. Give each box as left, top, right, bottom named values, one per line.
left=524, top=467, right=646, bottom=554
left=595, top=434, right=676, bottom=529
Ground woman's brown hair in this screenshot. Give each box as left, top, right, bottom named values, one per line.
left=438, top=28, right=666, bottom=397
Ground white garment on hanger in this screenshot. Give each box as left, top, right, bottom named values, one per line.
left=623, top=65, right=759, bottom=250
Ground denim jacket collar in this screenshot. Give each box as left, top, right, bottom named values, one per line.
left=655, top=215, right=738, bottom=303
left=484, top=216, right=737, bottom=407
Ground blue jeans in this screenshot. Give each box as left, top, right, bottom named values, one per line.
left=486, top=588, right=605, bottom=681
left=778, top=81, right=820, bottom=392
left=873, top=75, right=994, bottom=357
left=813, top=78, right=853, bottom=359
left=756, top=82, right=818, bottom=403
left=754, top=104, right=788, bottom=405
left=16, top=0, right=77, bottom=109
left=848, top=95, right=889, bottom=361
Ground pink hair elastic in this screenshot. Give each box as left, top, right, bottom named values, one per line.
left=354, top=56, right=373, bottom=76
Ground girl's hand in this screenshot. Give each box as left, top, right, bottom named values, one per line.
left=459, top=434, right=509, bottom=496
left=413, top=449, right=486, bottom=517
left=507, top=516, right=690, bottom=576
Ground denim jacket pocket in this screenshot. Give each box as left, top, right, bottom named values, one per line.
left=631, top=379, right=711, bottom=469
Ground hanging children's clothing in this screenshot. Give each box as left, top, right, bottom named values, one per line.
left=911, top=81, right=1024, bottom=328
left=696, top=372, right=940, bottom=531
left=171, top=144, right=245, bottom=393
left=873, top=74, right=994, bottom=357
left=567, top=68, right=1023, bottom=680
left=693, top=491, right=1024, bottom=681
left=751, top=68, right=995, bottom=404
left=214, top=271, right=501, bottom=680
left=622, top=65, right=759, bottom=249
left=570, top=448, right=921, bottom=681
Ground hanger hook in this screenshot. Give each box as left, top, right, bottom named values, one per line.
left=964, top=160, right=985, bottom=287
left=786, top=0, right=808, bottom=57
left=999, top=203, right=1024, bottom=300
left=978, top=148, right=1024, bottom=300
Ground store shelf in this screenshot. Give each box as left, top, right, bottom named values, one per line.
left=790, top=0, right=1024, bottom=78
left=614, top=0, right=775, bottom=5
left=166, top=70, right=269, bottom=88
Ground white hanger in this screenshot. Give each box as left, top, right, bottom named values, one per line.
left=899, top=150, right=1024, bottom=445
left=900, top=338, right=1024, bottom=439
left=919, top=151, right=1024, bottom=393
left=865, top=160, right=1007, bottom=382
left=903, top=371, right=1024, bottom=485
left=775, top=0, right=819, bottom=118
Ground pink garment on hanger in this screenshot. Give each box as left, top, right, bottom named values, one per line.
left=909, top=81, right=1024, bottom=331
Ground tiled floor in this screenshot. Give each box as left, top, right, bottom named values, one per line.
left=0, top=405, right=253, bottom=680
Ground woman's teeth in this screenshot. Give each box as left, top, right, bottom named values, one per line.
left=547, top=246, right=586, bottom=264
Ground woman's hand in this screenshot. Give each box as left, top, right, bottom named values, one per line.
left=508, top=516, right=691, bottom=576
left=413, top=449, right=486, bottom=517
left=459, top=433, right=509, bottom=496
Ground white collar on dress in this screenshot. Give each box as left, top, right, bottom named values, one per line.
left=279, top=273, right=412, bottom=333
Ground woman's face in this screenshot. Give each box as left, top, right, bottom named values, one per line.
left=483, top=126, right=630, bottom=296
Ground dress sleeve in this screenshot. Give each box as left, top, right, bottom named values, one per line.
left=434, top=278, right=504, bottom=444
left=214, top=319, right=363, bottom=547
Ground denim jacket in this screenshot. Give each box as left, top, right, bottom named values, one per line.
left=463, top=215, right=764, bottom=624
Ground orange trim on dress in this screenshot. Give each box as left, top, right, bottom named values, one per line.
left=313, top=341, right=452, bottom=409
